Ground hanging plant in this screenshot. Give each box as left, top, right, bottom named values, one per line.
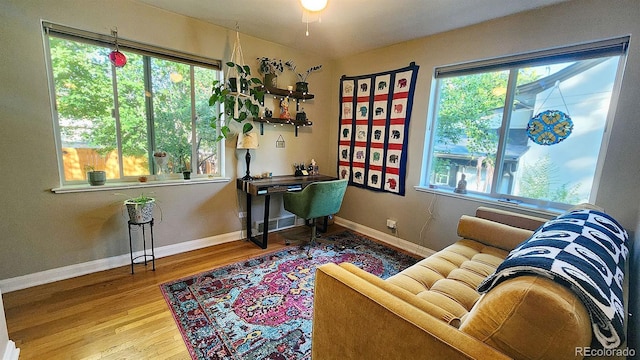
left=209, top=61, right=264, bottom=140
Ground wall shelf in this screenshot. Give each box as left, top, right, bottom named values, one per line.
left=254, top=117, right=313, bottom=136
left=258, top=85, right=315, bottom=136
left=262, top=85, right=314, bottom=100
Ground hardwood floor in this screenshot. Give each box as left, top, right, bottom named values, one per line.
left=3, top=225, right=353, bottom=359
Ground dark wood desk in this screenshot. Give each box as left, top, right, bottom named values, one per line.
left=237, top=174, right=337, bottom=248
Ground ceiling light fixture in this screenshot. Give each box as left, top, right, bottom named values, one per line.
left=300, top=0, right=327, bottom=36
left=301, top=0, right=327, bottom=12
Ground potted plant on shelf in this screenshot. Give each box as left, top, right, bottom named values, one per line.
left=284, top=60, right=322, bottom=93
left=84, top=165, right=106, bottom=186
left=209, top=61, right=265, bottom=140
left=180, top=158, right=191, bottom=180
left=153, top=151, right=169, bottom=179
left=257, top=57, right=284, bottom=88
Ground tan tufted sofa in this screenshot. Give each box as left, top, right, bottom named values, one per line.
left=313, top=207, right=601, bottom=360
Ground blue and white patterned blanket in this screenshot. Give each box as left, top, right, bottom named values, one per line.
left=478, top=209, right=628, bottom=349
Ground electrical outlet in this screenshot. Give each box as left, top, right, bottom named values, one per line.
left=386, top=219, right=397, bottom=229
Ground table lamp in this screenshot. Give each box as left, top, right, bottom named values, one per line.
left=237, top=131, right=259, bottom=180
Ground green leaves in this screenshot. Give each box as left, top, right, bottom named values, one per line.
left=208, top=61, right=265, bottom=140
left=436, top=72, right=509, bottom=158
left=242, top=123, right=254, bottom=134
left=226, top=61, right=251, bottom=77
left=221, top=126, right=231, bottom=138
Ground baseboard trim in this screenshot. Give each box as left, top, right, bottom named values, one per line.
left=0, top=220, right=434, bottom=293
left=0, top=231, right=242, bottom=293
left=334, top=217, right=435, bottom=258
left=2, top=341, right=19, bottom=360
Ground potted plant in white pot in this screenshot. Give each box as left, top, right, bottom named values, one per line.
left=85, top=165, right=107, bottom=186
left=123, top=194, right=156, bottom=224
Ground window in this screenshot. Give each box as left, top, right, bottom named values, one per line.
left=44, top=22, right=222, bottom=185
left=425, top=37, right=628, bottom=208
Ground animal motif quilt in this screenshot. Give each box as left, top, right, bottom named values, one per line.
left=337, top=63, right=419, bottom=195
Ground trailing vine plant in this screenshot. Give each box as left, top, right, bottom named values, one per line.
left=209, top=61, right=265, bottom=140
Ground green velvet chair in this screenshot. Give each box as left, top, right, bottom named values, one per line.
left=283, top=179, right=348, bottom=258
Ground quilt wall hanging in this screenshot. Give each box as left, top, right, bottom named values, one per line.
left=337, top=63, right=419, bottom=196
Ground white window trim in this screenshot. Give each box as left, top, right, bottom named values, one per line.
left=414, top=185, right=564, bottom=218
left=422, top=36, right=630, bottom=210
left=42, top=20, right=225, bottom=189
left=51, top=177, right=231, bottom=194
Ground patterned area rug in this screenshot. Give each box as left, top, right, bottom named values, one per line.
left=160, top=230, right=418, bottom=360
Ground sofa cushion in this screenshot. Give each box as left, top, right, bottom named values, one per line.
left=459, top=276, right=592, bottom=360
left=385, top=216, right=535, bottom=325
left=386, top=237, right=510, bottom=320
left=338, top=262, right=461, bottom=327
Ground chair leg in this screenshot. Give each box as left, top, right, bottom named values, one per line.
left=306, top=221, right=316, bottom=259
left=284, top=218, right=315, bottom=247
left=287, top=217, right=342, bottom=258
left=314, top=219, right=345, bottom=250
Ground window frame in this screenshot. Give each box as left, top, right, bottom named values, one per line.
left=42, top=21, right=225, bottom=189
left=421, top=36, right=630, bottom=210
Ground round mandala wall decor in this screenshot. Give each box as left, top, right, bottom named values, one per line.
left=526, top=109, right=573, bottom=145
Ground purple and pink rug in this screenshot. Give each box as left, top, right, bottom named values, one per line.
left=160, top=231, right=418, bottom=359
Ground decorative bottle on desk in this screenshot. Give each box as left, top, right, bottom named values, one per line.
left=309, top=159, right=318, bottom=175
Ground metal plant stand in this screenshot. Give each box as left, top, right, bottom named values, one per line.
left=128, top=218, right=155, bottom=274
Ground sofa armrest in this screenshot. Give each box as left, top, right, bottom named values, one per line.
left=459, top=276, right=591, bottom=360
left=312, top=263, right=512, bottom=360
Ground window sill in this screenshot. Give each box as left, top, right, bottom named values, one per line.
left=52, top=177, right=231, bottom=194
left=414, top=185, right=565, bottom=218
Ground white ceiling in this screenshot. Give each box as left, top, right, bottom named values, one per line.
left=136, top=0, right=569, bottom=59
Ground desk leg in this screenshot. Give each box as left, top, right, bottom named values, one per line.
left=246, top=193, right=269, bottom=249
left=260, top=195, right=270, bottom=248
left=246, top=193, right=253, bottom=241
